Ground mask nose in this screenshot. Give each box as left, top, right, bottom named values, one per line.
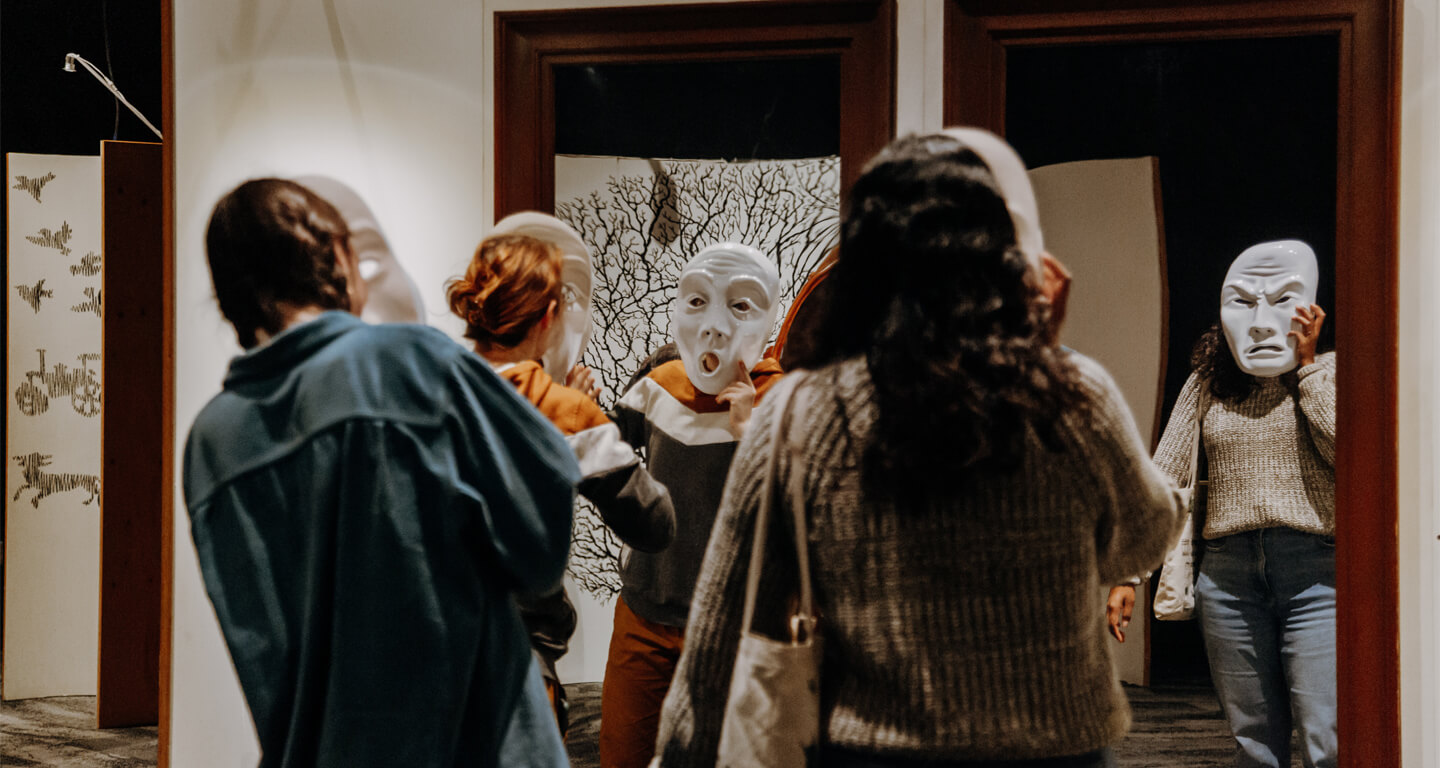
left=698, top=308, right=731, bottom=346
left=1247, top=303, right=1288, bottom=344
left=1249, top=324, right=1278, bottom=342
left=700, top=325, right=729, bottom=346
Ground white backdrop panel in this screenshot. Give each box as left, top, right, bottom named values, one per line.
left=1029, top=156, right=1166, bottom=686
left=4, top=152, right=103, bottom=700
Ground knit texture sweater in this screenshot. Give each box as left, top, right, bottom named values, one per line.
left=1152, top=351, right=1335, bottom=539
left=612, top=358, right=784, bottom=628
left=655, top=353, right=1186, bottom=765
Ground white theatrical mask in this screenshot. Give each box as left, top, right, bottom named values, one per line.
left=491, top=212, right=594, bottom=381
left=294, top=176, right=426, bottom=324
left=1219, top=239, right=1320, bottom=377
left=672, top=243, right=781, bottom=395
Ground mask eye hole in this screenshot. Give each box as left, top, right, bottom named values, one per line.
left=687, top=296, right=706, bottom=308
left=732, top=300, right=752, bottom=313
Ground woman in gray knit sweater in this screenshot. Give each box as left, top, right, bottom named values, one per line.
left=1148, top=240, right=1336, bottom=768
left=652, top=131, right=1187, bottom=768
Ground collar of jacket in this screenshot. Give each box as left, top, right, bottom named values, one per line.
left=223, top=310, right=363, bottom=389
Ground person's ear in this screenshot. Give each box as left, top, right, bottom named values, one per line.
left=1038, top=251, right=1071, bottom=344
left=541, top=299, right=558, bottom=330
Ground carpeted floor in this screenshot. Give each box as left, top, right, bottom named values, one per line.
left=562, top=680, right=1302, bottom=768
left=0, top=694, right=158, bottom=767
left=0, top=680, right=1300, bottom=767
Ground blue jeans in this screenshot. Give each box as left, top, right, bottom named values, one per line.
left=1196, top=528, right=1336, bottom=768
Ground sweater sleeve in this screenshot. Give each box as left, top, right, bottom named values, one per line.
left=1296, top=352, right=1336, bottom=466
left=1071, top=356, right=1189, bottom=587
left=1150, top=371, right=1205, bottom=487
left=654, top=377, right=802, bottom=768
left=570, top=414, right=677, bottom=552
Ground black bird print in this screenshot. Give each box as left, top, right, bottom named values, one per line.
left=15, top=279, right=54, bottom=313
left=13, top=172, right=55, bottom=203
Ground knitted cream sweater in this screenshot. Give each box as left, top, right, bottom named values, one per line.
left=654, top=353, right=1186, bottom=765
left=1152, top=351, right=1335, bottom=539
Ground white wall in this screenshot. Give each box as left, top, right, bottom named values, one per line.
left=170, top=1, right=485, bottom=763
left=1397, top=0, right=1440, bottom=764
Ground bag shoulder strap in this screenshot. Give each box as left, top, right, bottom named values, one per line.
left=738, top=372, right=813, bottom=638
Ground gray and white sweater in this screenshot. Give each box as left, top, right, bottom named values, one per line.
left=1152, top=351, right=1335, bottom=539
left=655, top=353, right=1186, bottom=765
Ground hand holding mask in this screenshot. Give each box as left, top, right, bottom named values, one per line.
left=671, top=242, right=781, bottom=396
left=1288, top=303, right=1326, bottom=368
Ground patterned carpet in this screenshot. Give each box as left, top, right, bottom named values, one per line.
left=562, top=680, right=1301, bottom=768
left=0, top=680, right=1299, bottom=767
left=0, top=694, right=158, bottom=767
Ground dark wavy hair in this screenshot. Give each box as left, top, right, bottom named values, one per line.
left=1190, top=324, right=1260, bottom=401
left=807, top=133, right=1087, bottom=487
left=205, top=179, right=352, bottom=348
left=1190, top=315, right=1333, bottom=400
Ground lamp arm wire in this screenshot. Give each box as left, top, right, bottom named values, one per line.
left=63, top=52, right=162, bottom=140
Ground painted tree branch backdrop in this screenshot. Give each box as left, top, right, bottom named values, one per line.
left=554, top=154, right=840, bottom=599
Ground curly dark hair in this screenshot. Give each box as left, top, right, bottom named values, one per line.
left=205, top=179, right=353, bottom=348
left=807, top=133, right=1087, bottom=487
left=1189, top=324, right=1261, bottom=401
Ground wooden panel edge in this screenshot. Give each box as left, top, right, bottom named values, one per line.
left=159, top=0, right=174, bottom=762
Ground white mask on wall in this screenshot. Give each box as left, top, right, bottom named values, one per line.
left=1219, top=239, right=1319, bottom=377
left=672, top=242, right=780, bottom=395
left=295, top=176, right=426, bottom=324
left=491, top=212, right=594, bottom=382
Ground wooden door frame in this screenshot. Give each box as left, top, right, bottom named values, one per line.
left=159, top=0, right=175, bottom=763
left=944, top=2, right=1400, bottom=765
left=493, top=0, right=897, bottom=219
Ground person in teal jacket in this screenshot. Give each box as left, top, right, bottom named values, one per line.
left=183, top=178, right=579, bottom=768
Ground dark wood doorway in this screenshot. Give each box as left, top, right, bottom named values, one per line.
left=493, top=0, right=897, bottom=219
left=945, top=2, right=1399, bottom=765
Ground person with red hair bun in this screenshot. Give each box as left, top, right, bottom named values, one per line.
left=448, top=231, right=676, bottom=734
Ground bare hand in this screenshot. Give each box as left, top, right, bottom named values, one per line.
left=1106, top=585, right=1136, bottom=643
left=1288, top=303, right=1326, bottom=367
left=1039, top=252, right=1072, bottom=344
left=716, top=361, right=756, bottom=438
left=566, top=363, right=600, bottom=402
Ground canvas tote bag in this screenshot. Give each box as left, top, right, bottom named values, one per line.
left=1153, top=387, right=1209, bottom=621
left=715, top=372, right=822, bottom=768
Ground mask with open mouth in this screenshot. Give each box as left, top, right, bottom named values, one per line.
left=1219, top=239, right=1319, bottom=378
left=671, top=242, right=780, bottom=395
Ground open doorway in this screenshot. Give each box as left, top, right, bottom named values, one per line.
left=946, top=1, right=1399, bottom=764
